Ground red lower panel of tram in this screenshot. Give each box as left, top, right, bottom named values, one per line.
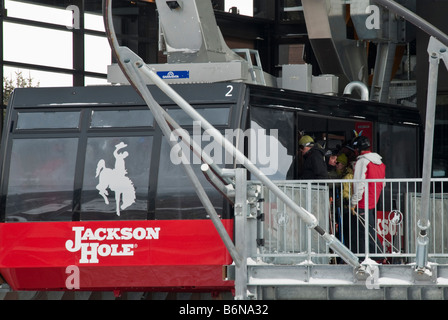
left=0, top=219, right=234, bottom=292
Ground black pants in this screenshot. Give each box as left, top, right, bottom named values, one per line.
left=349, top=208, right=381, bottom=255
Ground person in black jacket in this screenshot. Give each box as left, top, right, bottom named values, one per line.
left=298, top=135, right=329, bottom=180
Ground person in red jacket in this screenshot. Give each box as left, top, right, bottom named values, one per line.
left=350, top=136, right=386, bottom=256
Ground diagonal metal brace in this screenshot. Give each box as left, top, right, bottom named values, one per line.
left=103, top=0, right=360, bottom=271
left=103, top=0, right=243, bottom=267
left=416, top=37, right=448, bottom=272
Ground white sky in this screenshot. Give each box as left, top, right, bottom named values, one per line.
left=4, top=0, right=253, bottom=88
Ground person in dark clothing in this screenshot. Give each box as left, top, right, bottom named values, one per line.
left=298, top=135, right=329, bottom=179
left=325, top=148, right=339, bottom=178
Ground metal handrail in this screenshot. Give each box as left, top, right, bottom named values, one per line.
left=254, top=178, right=448, bottom=264
left=373, top=0, right=448, bottom=47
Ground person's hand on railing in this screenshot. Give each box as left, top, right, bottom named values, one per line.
left=351, top=205, right=357, bottom=216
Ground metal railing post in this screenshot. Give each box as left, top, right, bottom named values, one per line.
left=234, top=168, right=249, bottom=300
left=364, top=182, right=370, bottom=259
left=306, top=181, right=312, bottom=262
left=416, top=37, right=448, bottom=272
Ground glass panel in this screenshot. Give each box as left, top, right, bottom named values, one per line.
left=3, top=68, right=42, bottom=105
left=17, top=111, right=80, bottom=130
left=155, top=138, right=224, bottom=219
left=81, top=136, right=153, bottom=221
left=434, top=96, right=448, bottom=178
left=5, top=138, right=78, bottom=222
left=5, top=0, right=72, bottom=26
left=279, top=44, right=306, bottom=65
left=296, top=114, right=360, bottom=179
left=85, top=12, right=106, bottom=32
left=90, top=110, right=154, bottom=128
left=250, top=107, right=293, bottom=180
left=3, top=66, right=73, bottom=88
left=85, top=34, right=111, bottom=73
left=281, top=0, right=304, bottom=22
left=378, top=123, right=419, bottom=178
left=253, top=0, right=275, bottom=20
left=167, top=107, right=230, bottom=126
left=4, top=22, right=72, bottom=69
left=85, top=76, right=108, bottom=86
left=225, top=0, right=253, bottom=16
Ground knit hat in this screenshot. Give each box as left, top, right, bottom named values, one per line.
left=299, top=135, right=314, bottom=147
left=337, top=153, right=348, bottom=166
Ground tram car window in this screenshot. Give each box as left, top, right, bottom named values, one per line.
left=0, top=84, right=240, bottom=223
left=6, top=137, right=78, bottom=222
left=246, top=85, right=422, bottom=180
left=433, top=96, right=448, bottom=178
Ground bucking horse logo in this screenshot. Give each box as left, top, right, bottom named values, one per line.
left=95, top=142, right=136, bottom=216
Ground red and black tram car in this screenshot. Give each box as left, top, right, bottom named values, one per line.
left=0, top=82, right=422, bottom=293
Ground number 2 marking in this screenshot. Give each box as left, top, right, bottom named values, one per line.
left=225, top=85, right=233, bottom=97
